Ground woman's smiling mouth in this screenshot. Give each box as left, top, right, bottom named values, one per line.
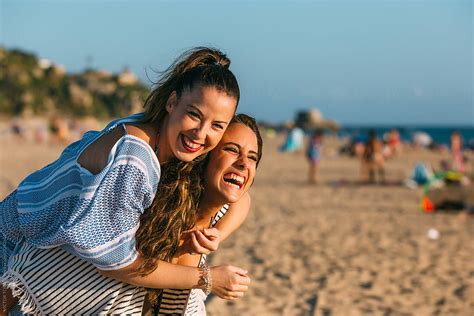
left=181, top=134, right=203, bottom=153
left=223, top=172, right=245, bottom=189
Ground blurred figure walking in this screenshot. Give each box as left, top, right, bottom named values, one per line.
left=306, top=130, right=323, bottom=184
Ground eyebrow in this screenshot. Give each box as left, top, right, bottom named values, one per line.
left=225, top=142, right=258, bottom=156
left=188, top=104, right=229, bottom=125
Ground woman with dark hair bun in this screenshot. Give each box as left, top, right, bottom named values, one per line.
left=0, top=47, right=251, bottom=315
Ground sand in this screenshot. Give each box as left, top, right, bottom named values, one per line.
left=1, top=130, right=473, bottom=316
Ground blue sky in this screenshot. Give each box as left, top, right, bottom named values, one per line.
left=1, top=0, right=472, bottom=125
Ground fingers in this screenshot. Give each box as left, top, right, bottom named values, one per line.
left=202, top=228, right=220, bottom=239
left=225, top=284, right=249, bottom=292
left=228, top=266, right=251, bottom=286
left=180, top=228, right=221, bottom=256
left=183, top=231, right=218, bottom=255
left=214, top=287, right=247, bottom=300
left=221, top=291, right=245, bottom=300
left=228, top=265, right=248, bottom=276
left=210, top=265, right=251, bottom=301
left=189, top=231, right=210, bottom=255
left=194, top=230, right=219, bottom=252
left=236, top=274, right=251, bottom=286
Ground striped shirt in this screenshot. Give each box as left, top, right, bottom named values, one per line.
left=3, top=240, right=146, bottom=315
left=0, top=205, right=229, bottom=315
left=157, top=204, right=229, bottom=316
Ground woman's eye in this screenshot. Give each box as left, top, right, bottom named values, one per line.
left=212, top=123, right=224, bottom=130
left=188, top=111, right=200, bottom=119
left=225, top=147, right=238, bottom=153
left=249, top=156, right=258, bottom=162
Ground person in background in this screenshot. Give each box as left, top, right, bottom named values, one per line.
left=451, top=130, right=465, bottom=173
left=388, top=128, right=401, bottom=156
left=280, top=123, right=304, bottom=153
left=306, top=130, right=323, bottom=184
left=361, top=129, right=385, bottom=184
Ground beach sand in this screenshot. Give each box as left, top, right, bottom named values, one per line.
left=1, top=130, right=473, bottom=315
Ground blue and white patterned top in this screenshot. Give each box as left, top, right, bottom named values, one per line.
left=0, top=113, right=161, bottom=270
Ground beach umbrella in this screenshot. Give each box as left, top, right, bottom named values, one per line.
left=294, top=108, right=340, bottom=131
left=412, top=132, right=432, bottom=147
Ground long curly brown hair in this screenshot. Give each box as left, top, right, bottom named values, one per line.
left=135, top=156, right=207, bottom=306
left=135, top=155, right=207, bottom=274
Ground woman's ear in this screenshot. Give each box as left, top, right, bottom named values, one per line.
left=166, top=91, right=178, bottom=113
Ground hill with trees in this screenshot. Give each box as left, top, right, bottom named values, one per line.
left=0, top=47, right=149, bottom=119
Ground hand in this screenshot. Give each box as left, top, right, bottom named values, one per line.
left=178, top=228, right=221, bottom=256
left=210, top=264, right=251, bottom=300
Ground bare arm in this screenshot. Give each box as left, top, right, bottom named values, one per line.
left=98, top=255, right=202, bottom=289
left=98, top=253, right=250, bottom=299
left=214, top=192, right=251, bottom=242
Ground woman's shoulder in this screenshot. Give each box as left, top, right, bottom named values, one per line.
left=77, top=123, right=160, bottom=191
left=111, top=125, right=161, bottom=183
left=123, top=123, right=156, bottom=149
left=118, top=123, right=160, bottom=167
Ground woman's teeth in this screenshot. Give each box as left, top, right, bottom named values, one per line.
left=182, top=135, right=202, bottom=151
left=223, top=173, right=244, bottom=188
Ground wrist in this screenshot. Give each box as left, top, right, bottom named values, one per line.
left=198, top=264, right=212, bottom=295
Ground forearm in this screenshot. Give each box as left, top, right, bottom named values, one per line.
left=100, top=254, right=251, bottom=300
left=99, top=255, right=202, bottom=289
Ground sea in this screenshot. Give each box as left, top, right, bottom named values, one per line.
left=337, top=126, right=474, bottom=148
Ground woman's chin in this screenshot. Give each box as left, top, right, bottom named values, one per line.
left=173, top=150, right=200, bottom=162
left=218, top=188, right=242, bottom=204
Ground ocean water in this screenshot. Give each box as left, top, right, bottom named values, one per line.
left=338, top=126, right=474, bottom=147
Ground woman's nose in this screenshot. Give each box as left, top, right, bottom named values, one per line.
left=192, top=122, right=208, bottom=140
left=236, top=155, right=251, bottom=169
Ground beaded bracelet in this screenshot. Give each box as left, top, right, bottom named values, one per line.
left=199, top=264, right=212, bottom=295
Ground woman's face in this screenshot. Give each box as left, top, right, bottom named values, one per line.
left=161, top=84, right=237, bottom=162
left=203, top=123, right=259, bottom=203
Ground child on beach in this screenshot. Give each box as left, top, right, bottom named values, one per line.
left=306, top=130, right=323, bottom=184
left=1, top=47, right=250, bottom=314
